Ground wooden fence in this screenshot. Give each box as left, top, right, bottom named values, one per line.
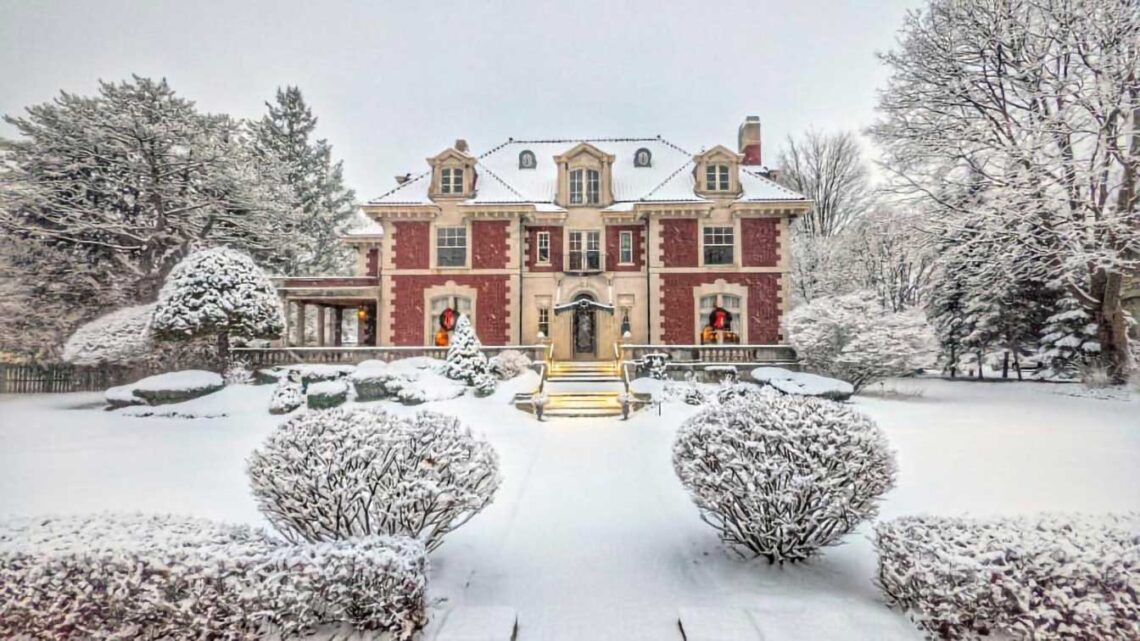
left=0, top=364, right=144, bottom=394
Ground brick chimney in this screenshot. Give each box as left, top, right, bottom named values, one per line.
left=455, top=139, right=469, bottom=153
left=737, top=116, right=762, bottom=166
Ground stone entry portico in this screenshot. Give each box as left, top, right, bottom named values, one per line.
left=276, top=276, right=380, bottom=346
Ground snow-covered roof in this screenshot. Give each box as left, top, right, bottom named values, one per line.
left=340, top=210, right=384, bottom=238
left=366, top=137, right=807, bottom=208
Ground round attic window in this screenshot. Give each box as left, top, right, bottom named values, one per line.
left=634, top=148, right=652, bottom=167
left=519, top=150, right=537, bottom=169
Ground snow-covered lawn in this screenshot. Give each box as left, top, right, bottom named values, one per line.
left=1, top=378, right=1136, bottom=640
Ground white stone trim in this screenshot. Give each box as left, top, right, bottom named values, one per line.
left=423, top=281, right=479, bottom=346
left=692, top=279, right=750, bottom=344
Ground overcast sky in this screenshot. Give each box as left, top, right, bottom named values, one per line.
left=1, top=0, right=921, bottom=198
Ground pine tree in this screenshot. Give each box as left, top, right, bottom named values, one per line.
left=1037, top=289, right=1101, bottom=379
left=445, top=315, right=490, bottom=385
left=251, top=87, right=356, bottom=275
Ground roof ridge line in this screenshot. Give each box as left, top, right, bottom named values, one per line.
left=365, top=169, right=432, bottom=204
left=740, top=166, right=803, bottom=198
left=473, top=161, right=527, bottom=201
left=640, top=158, right=696, bottom=201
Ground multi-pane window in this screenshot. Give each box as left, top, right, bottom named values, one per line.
left=437, top=227, right=467, bottom=267
left=441, top=167, right=464, bottom=194
left=568, top=230, right=601, bottom=271
left=705, top=164, right=730, bottom=191
left=703, top=226, right=734, bottom=265
left=586, top=169, right=600, bottom=204
left=536, top=231, right=550, bottom=264
left=429, top=295, right=472, bottom=345
left=619, top=230, right=633, bottom=264
left=698, top=293, right=742, bottom=344
left=569, top=169, right=583, bottom=204
left=537, top=307, right=550, bottom=337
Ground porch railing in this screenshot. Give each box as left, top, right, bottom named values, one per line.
left=619, top=344, right=797, bottom=366
left=232, top=345, right=548, bottom=367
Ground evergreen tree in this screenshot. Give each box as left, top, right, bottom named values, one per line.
left=445, top=315, right=490, bottom=385
left=1037, top=289, right=1101, bottom=379
left=251, top=87, right=356, bottom=275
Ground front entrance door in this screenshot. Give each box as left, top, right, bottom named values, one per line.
left=572, top=294, right=596, bottom=358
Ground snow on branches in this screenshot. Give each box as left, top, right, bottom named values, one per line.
left=0, top=513, right=428, bottom=640
left=152, top=247, right=284, bottom=363
left=786, top=292, right=936, bottom=391
left=875, top=514, right=1140, bottom=640
left=673, top=393, right=896, bottom=563
left=248, top=407, right=500, bottom=551
left=62, top=303, right=156, bottom=366
left=445, top=314, right=497, bottom=395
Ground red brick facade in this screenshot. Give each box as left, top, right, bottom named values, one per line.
left=605, top=225, right=644, bottom=272
left=660, top=273, right=782, bottom=344
left=660, top=219, right=699, bottom=267
left=741, top=218, right=780, bottom=267
left=365, top=248, right=379, bottom=277
left=392, top=221, right=430, bottom=269
left=472, top=220, right=510, bottom=269
left=526, top=225, right=564, bottom=272
left=390, top=274, right=511, bottom=346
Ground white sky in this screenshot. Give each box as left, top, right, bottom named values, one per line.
left=0, top=0, right=921, bottom=199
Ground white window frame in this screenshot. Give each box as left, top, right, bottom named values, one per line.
left=705, top=164, right=730, bottom=192
left=618, top=230, right=634, bottom=265
left=567, top=230, right=602, bottom=271
left=436, top=226, right=467, bottom=267
left=702, top=225, right=734, bottom=266
left=586, top=169, right=600, bottom=204
left=697, top=292, right=743, bottom=343
left=537, top=306, right=550, bottom=338
left=569, top=169, right=584, bottom=204
left=441, top=167, right=464, bottom=194
left=536, top=231, right=550, bottom=264
left=427, top=294, right=473, bottom=346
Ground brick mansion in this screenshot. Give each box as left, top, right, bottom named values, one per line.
left=277, top=117, right=809, bottom=360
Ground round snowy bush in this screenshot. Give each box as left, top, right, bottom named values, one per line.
left=673, top=393, right=896, bottom=563
left=248, top=407, right=501, bottom=551
left=307, top=379, right=348, bottom=409
left=268, top=370, right=304, bottom=414
left=875, top=514, right=1140, bottom=640
left=62, top=303, right=156, bottom=366
left=222, top=357, right=254, bottom=385
left=489, top=350, right=533, bottom=379
left=385, top=369, right=466, bottom=405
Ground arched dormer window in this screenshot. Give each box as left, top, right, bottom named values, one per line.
left=634, top=147, right=652, bottom=167
left=519, top=150, right=536, bottom=169
left=693, top=145, right=742, bottom=196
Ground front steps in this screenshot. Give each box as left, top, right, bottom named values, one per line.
left=546, top=360, right=622, bottom=383
left=514, top=360, right=649, bottom=418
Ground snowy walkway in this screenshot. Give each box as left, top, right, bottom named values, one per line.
left=1, top=379, right=1137, bottom=640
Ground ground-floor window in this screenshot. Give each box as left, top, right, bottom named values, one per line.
left=698, top=293, right=741, bottom=344
left=537, top=306, right=550, bottom=338
left=429, top=295, right=472, bottom=346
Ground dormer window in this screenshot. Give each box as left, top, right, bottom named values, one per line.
left=706, top=164, right=730, bottom=191
left=441, top=167, right=464, bottom=194
left=519, top=150, right=536, bottom=169
left=634, top=148, right=652, bottom=167
left=569, top=169, right=600, bottom=205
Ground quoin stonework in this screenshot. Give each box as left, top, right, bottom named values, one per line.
left=278, top=116, right=810, bottom=359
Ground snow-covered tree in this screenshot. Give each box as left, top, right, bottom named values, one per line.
left=674, top=393, right=896, bottom=563
left=786, top=292, right=937, bottom=391
left=1038, top=291, right=1102, bottom=379
left=152, top=247, right=284, bottom=365
left=445, top=315, right=491, bottom=385
left=268, top=370, right=304, bottom=414
left=776, top=130, right=872, bottom=238
left=247, top=407, right=501, bottom=551
left=61, top=303, right=156, bottom=366
left=872, top=0, right=1140, bottom=382
left=250, top=86, right=357, bottom=275
left=0, top=77, right=295, bottom=331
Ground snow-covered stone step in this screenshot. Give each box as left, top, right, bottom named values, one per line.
left=746, top=597, right=921, bottom=640
left=677, top=607, right=763, bottom=641
left=433, top=606, right=518, bottom=641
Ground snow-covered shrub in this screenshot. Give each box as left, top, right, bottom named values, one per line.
left=875, top=514, right=1140, bottom=640
left=223, top=357, right=254, bottom=385
left=0, top=513, right=428, bottom=640
left=445, top=315, right=490, bottom=384
left=643, top=353, right=669, bottom=379
left=296, top=363, right=355, bottom=386
left=786, top=292, right=936, bottom=391
left=673, top=393, right=896, bottom=562
left=489, top=350, right=532, bottom=379
left=389, top=356, right=446, bottom=376
left=62, top=303, right=156, bottom=366
left=1038, top=293, right=1101, bottom=380
left=473, top=370, right=498, bottom=397
left=350, top=360, right=391, bottom=401
left=105, top=383, right=144, bottom=408
left=248, top=407, right=500, bottom=551
left=269, top=370, right=304, bottom=414
left=152, top=247, right=284, bottom=364
left=385, top=369, right=466, bottom=405
left=714, top=381, right=769, bottom=405
left=307, top=379, right=348, bottom=409
left=751, top=366, right=854, bottom=401
left=704, top=365, right=738, bottom=383
left=129, top=370, right=224, bottom=405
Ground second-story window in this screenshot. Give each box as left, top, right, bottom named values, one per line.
left=619, top=230, right=633, bottom=264
left=441, top=167, right=464, bottom=194
left=437, top=227, right=467, bottom=267
left=705, top=164, right=730, bottom=192
left=536, top=231, right=550, bottom=264
left=703, top=226, right=734, bottom=265
left=569, top=169, right=583, bottom=204
left=586, top=169, right=600, bottom=204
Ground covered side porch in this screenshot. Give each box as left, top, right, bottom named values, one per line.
left=275, top=277, right=381, bottom=347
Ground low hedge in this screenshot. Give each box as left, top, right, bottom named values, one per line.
left=875, top=514, right=1139, bottom=640
left=0, top=513, right=428, bottom=640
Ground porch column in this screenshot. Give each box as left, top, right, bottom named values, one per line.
left=296, top=303, right=307, bottom=347
left=333, top=307, right=344, bottom=346
left=316, top=305, right=326, bottom=347
left=281, top=297, right=291, bottom=347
